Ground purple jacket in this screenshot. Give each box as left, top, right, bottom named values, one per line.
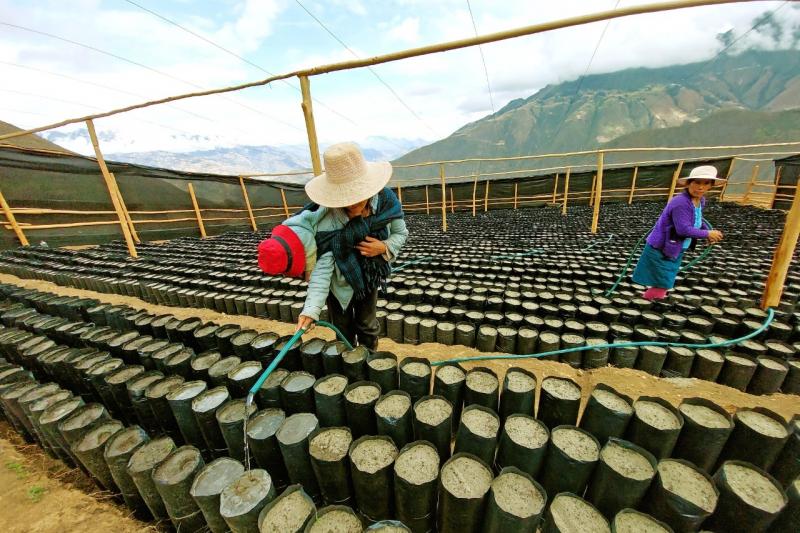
left=646, top=191, right=710, bottom=259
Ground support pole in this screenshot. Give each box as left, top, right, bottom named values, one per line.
left=552, top=173, right=559, bottom=204
left=397, top=186, right=403, bottom=206
left=472, top=175, right=478, bottom=217
left=720, top=157, right=737, bottom=201
left=762, top=182, right=800, bottom=309
left=562, top=167, right=571, bottom=215
left=449, top=187, right=455, bottom=213
left=425, top=185, right=430, bottom=214
left=484, top=180, right=490, bottom=212
left=771, top=166, right=783, bottom=209
left=239, top=176, right=258, bottom=231
left=513, top=182, right=518, bottom=209
left=0, top=190, right=29, bottom=246
left=439, top=163, right=447, bottom=232
left=187, top=182, right=207, bottom=238
left=667, top=160, right=684, bottom=202
left=85, top=119, right=137, bottom=258
left=591, top=151, right=604, bottom=234
left=299, top=75, right=322, bottom=176
left=111, top=174, right=140, bottom=244
left=742, top=164, right=760, bottom=205
left=628, top=166, right=638, bottom=205
left=589, top=174, right=597, bottom=207
left=280, top=189, right=291, bottom=219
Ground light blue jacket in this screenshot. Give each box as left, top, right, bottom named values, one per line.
left=286, top=195, right=408, bottom=321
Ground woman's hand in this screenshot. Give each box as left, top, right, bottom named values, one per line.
left=296, top=315, right=315, bottom=332
left=356, top=236, right=388, bottom=257
left=707, top=230, right=723, bottom=244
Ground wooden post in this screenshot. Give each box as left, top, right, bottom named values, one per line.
left=513, top=182, right=518, bottom=209
left=667, top=160, right=684, bottom=202
left=187, top=182, right=207, bottom=238
left=111, top=176, right=140, bottom=244
left=396, top=186, right=403, bottom=206
left=742, top=164, right=760, bottom=205
left=425, top=185, right=430, bottom=214
left=720, top=157, right=737, bottom=201
left=280, top=188, right=291, bottom=218
left=484, top=180, right=490, bottom=212
left=472, top=175, right=478, bottom=217
left=439, top=163, right=447, bottom=232
left=591, top=151, right=604, bottom=234
left=762, top=183, right=800, bottom=309
left=628, top=166, right=638, bottom=205
left=771, top=166, right=784, bottom=209
left=85, top=119, right=137, bottom=258
left=562, top=167, right=571, bottom=215
left=552, top=173, right=559, bottom=204
left=299, top=75, right=322, bottom=176
left=589, top=174, right=597, bottom=207
left=449, top=187, right=455, bottom=213
left=239, top=176, right=257, bottom=231
left=0, top=190, right=29, bottom=246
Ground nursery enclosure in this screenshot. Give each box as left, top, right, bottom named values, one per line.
left=1, top=1, right=800, bottom=532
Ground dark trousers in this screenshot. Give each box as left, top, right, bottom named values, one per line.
left=326, top=288, right=380, bottom=350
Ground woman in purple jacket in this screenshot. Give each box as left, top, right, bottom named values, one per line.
left=632, top=165, right=725, bottom=300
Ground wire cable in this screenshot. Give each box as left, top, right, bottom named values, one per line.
left=465, top=0, right=496, bottom=114
left=294, top=0, right=439, bottom=139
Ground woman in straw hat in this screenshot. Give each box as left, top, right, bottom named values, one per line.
left=632, top=165, right=725, bottom=301
left=294, top=142, right=408, bottom=349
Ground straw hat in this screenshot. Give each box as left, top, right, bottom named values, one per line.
left=678, top=165, right=726, bottom=186
left=304, top=142, right=393, bottom=208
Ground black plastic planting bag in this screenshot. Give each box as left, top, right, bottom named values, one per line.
left=540, top=425, right=600, bottom=499
left=399, top=357, right=432, bottom=404
left=432, top=362, right=465, bottom=432
left=276, top=412, right=321, bottom=502
left=393, top=440, right=439, bottom=533
left=579, top=383, right=633, bottom=446
left=412, top=394, right=452, bottom=461
left=367, top=351, right=398, bottom=393
left=258, top=485, right=317, bottom=533
left=313, top=374, right=348, bottom=427
left=537, top=376, right=581, bottom=430
left=190, top=457, right=245, bottom=533
left=344, top=380, right=380, bottom=439
left=482, top=467, right=547, bottom=533
left=671, top=397, right=732, bottom=473
left=246, top=408, right=290, bottom=490
left=349, top=435, right=397, bottom=522
left=152, top=445, right=207, bottom=533
left=625, top=396, right=684, bottom=460
left=437, top=452, right=493, bottom=533
left=716, top=407, right=790, bottom=471
left=641, top=458, right=718, bottom=532
left=770, top=477, right=800, bottom=533
left=454, top=404, right=500, bottom=466
left=463, top=366, right=499, bottom=412
left=495, top=414, right=549, bottom=478
left=499, top=367, right=536, bottom=421
left=279, top=371, right=317, bottom=415
left=543, top=492, right=610, bottom=533
left=308, top=426, right=353, bottom=506
left=770, top=415, right=800, bottom=488
left=303, top=505, right=362, bottom=532
left=585, top=438, right=658, bottom=519
left=342, top=346, right=370, bottom=383
left=126, top=436, right=176, bottom=522
left=705, top=460, right=787, bottom=532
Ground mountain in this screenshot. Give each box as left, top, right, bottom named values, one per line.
left=105, top=136, right=427, bottom=177
left=393, top=49, right=800, bottom=180
left=0, top=119, right=73, bottom=153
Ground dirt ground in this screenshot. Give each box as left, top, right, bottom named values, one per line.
left=0, top=271, right=798, bottom=531
left=0, top=422, right=154, bottom=533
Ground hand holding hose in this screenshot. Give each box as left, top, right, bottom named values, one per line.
left=296, top=315, right=315, bottom=332
left=707, top=230, right=723, bottom=244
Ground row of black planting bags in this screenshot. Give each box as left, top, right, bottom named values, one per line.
left=0, top=283, right=797, bottom=532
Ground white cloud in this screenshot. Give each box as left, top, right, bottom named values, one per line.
left=387, top=17, right=420, bottom=44
left=211, top=0, right=286, bottom=53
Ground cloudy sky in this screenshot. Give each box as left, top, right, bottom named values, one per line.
left=1, top=0, right=798, bottom=155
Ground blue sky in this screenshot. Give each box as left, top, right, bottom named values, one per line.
left=1, top=0, right=798, bottom=156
